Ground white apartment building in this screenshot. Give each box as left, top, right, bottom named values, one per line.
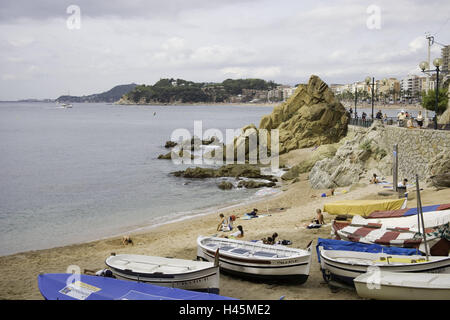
left=400, top=75, right=420, bottom=97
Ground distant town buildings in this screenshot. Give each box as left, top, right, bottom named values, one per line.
left=442, top=45, right=449, bottom=73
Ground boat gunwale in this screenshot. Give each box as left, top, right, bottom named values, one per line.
left=198, top=236, right=310, bottom=262
left=105, top=255, right=217, bottom=277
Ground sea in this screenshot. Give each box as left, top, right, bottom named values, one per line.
left=0, top=102, right=275, bottom=256
left=0, top=102, right=431, bottom=256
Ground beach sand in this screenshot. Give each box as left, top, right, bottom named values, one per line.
left=1, top=176, right=448, bottom=300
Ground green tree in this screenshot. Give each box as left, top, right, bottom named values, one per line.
left=421, top=88, right=449, bottom=115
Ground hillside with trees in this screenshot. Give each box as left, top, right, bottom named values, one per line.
left=56, top=83, right=138, bottom=103
left=121, top=78, right=279, bottom=104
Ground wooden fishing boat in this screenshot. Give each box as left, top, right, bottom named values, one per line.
left=318, top=247, right=450, bottom=285
left=354, top=271, right=450, bottom=300
left=331, top=210, right=450, bottom=255
left=105, top=254, right=220, bottom=294
left=323, top=198, right=407, bottom=217
left=197, top=236, right=312, bottom=283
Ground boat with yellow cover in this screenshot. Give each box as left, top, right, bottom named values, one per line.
left=323, top=198, right=407, bottom=217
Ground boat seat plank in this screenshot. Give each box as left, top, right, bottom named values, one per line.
left=253, top=251, right=278, bottom=258
left=231, top=248, right=250, bottom=255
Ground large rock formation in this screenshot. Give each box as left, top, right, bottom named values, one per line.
left=309, top=121, right=391, bottom=189
left=258, top=75, right=349, bottom=154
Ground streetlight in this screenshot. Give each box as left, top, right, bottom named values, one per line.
left=365, top=76, right=375, bottom=120
left=419, top=58, right=445, bottom=130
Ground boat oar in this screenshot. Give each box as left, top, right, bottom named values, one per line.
left=214, top=248, right=220, bottom=267
left=305, top=240, right=313, bottom=250
left=415, top=175, right=429, bottom=260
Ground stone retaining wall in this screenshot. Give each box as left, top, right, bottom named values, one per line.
left=349, top=123, right=450, bottom=181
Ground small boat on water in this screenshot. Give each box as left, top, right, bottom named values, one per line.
left=318, top=247, right=450, bottom=285
left=38, top=273, right=235, bottom=300
left=105, top=254, right=220, bottom=294
left=197, top=236, right=312, bottom=283
left=354, top=271, right=450, bottom=300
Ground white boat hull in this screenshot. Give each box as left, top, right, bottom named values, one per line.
left=319, top=248, right=450, bottom=285
left=105, top=254, right=220, bottom=293
left=197, top=236, right=312, bottom=283
left=354, top=271, right=450, bottom=300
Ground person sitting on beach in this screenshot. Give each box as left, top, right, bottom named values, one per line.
left=262, top=232, right=278, bottom=245
left=262, top=236, right=273, bottom=244
left=218, top=214, right=235, bottom=232
left=304, top=209, right=325, bottom=228
left=222, top=225, right=244, bottom=239
left=312, top=209, right=324, bottom=225
left=217, top=213, right=226, bottom=231
left=370, top=173, right=380, bottom=184
left=122, top=235, right=133, bottom=246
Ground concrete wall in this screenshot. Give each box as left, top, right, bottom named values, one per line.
left=349, top=123, right=450, bottom=181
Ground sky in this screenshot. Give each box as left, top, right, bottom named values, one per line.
left=0, top=0, right=449, bottom=100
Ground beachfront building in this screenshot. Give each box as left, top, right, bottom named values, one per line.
left=400, top=75, right=421, bottom=101
left=442, top=45, right=449, bottom=73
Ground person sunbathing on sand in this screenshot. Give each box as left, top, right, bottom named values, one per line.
left=311, top=188, right=335, bottom=198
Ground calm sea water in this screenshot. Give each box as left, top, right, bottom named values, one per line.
left=0, top=102, right=274, bottom=255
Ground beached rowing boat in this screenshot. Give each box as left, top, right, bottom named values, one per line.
left=105, top=254, right=220, bottom=294
left=318, top=247, right=450, bottom=286
left=323, top=199, right=407, bottom=217
left=367, top=203, right=450, bottom=219
left=332, top=210, right=450, bottom=255
left=197, top=236, right=312, bottom=283
left=38, top=273, right=234, bottom=300
left=354, top=271, right=450, bottom=300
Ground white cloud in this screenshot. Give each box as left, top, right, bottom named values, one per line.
left=0, top=0, right=449, bottom=100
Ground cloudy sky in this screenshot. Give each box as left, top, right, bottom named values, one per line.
left=0, top=0, right=449, bottom=100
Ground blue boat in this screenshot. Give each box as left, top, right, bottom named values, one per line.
left=316, top=238, right=421, bottom=263
left=38, top=273, right=236, bottom=300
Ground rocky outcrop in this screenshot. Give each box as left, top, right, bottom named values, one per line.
left=237, top=180, right=276, bottom=189
left=217, top=181, right=234, bottom=190
left=158, top=149, right=194, bottom=160
left=308, top=121, right=390, bottom=189
left=427, top=151, right=450, bottom=188
left=281, top=145, right=338, bottom=180
left=172, top=164, right=275, bottom=180
left=205, top=75, right=349, bottom=164
left=164, top=141, right=178, bottom=148
left=258, top=75, right=349, bottom=154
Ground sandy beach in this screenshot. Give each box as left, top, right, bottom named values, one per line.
left=1, top=172, right=448, bottom=300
